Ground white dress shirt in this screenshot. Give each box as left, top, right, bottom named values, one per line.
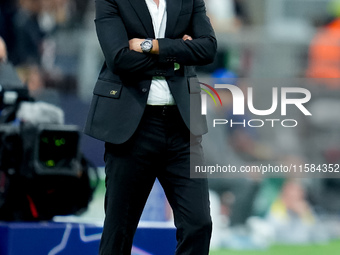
left=145, top=0, right=176, bottom=105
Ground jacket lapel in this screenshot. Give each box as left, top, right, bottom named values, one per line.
left=128, top=0, right=155, bottom=38
left=165, top=0, right=182, bottom=38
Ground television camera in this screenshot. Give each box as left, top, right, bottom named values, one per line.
left=0, top=62, right=97, bottom=221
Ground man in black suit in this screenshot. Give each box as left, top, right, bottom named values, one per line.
left=84, top=0, right=217, bottom=254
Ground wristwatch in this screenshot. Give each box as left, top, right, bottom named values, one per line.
left=140, top=39, right=153, bottom=53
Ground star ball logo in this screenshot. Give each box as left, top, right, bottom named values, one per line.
left=199, top=83, right=312, bottom=128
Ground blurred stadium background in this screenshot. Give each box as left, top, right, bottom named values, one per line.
left=2, top=0, right=340, bottom=254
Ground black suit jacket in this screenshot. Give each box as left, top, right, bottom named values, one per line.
left=84, top=0, right=217, bottom=144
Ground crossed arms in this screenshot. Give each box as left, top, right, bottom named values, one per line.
left=95, top=0, right=217, bottom=76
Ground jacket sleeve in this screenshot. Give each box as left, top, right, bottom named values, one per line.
left=95, top=0, right=173, bottom=76
left=157, top=0, right=217, bottom=66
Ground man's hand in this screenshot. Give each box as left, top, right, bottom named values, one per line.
left=129, top=38, right=144, bottom=53
left=182, top=34, right=192, bottom=41
left=129, top=35, right=192, bottom=55
left=129, top=38, right=160, bottom=54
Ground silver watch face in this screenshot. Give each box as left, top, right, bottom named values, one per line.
left=141, top=40, right=153, bottom=52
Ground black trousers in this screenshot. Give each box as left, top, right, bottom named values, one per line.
left=99, top=105, right=212, bottom=255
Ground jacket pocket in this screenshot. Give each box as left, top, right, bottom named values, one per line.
left=188, top=76, right=201, bottom=94
left=93, top=79, right=122, bottom=99
left=179, top=9, right=192, bottom=16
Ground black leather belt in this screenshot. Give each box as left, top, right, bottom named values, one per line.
left=145, top=105, right=179, bottom=116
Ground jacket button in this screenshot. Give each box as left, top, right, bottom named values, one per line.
left=142, top=88, right=148, bottom=92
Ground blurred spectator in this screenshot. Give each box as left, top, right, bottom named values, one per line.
left=306, top=18, right=340, bottom=81
left=1, top=0, right=101, bottom=167
left=203, top=72, right=267, bottom=221
left=39, top=0, right=66, bottom=33
left=16, top=64, right=61, bottom=106
left=305, top=0, right=340, bottom=87
left=38, top=0, right=91, bottom=30
left=266, top=179, right=329, bottom=244
left=272, top=180, right=314, bottom=223
left=225, top=79, right=276, bottom=162
left=0, top=37, right=7, bottom=63
left=39, top=0, right=82, bottom=31
left=0, top=0, right=17, bottom=61
left=206, top=0, right=236, bottom=29
left=204, top=87, right=262, bottom=249
left=234, top=0, right=250, bottom=26
left=73, top=0, right=92, bottom=26
left=201, top=74, right=262, bottom=249
left=11, top=0, right=45, bottom=66
left=303, top=0, right=340, bottom=216
left=206, top=0, right=249, bottom=32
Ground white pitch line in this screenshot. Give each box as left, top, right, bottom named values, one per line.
left=79, top=224, right=102, bottom=242
left=48, top=224, right=72, bottom=255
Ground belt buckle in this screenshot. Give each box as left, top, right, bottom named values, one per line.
left=162, top=106, right=167, bottom=116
